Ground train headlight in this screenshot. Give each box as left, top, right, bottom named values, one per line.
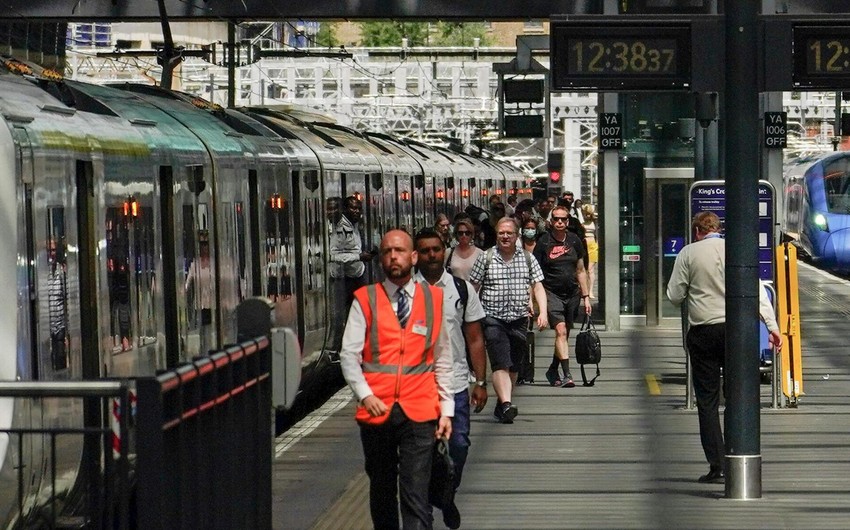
left=813, top=213, right=829, bottom=231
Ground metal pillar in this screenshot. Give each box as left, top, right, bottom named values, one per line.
left=724, top=0, right=762, bottom=500
left=600, top=92, right=620, bottom=331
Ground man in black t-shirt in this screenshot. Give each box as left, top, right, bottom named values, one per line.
left=532, top=205, right=592, bottom=388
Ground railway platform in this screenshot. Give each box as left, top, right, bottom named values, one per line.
left=273, top=264, right=850, bottom=529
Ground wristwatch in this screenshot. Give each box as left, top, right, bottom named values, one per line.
left=474, top=380, right=487, bottom=388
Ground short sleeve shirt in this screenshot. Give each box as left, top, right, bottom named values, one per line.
left=468, top=248, right=544, bottom=322
left=533, top=231, right=586, bottom=298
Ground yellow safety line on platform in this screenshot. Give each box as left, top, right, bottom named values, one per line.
left=645, top=374, right=661, bottom=395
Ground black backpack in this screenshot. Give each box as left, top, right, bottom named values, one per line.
left=574, top=315, right=601, bottom=386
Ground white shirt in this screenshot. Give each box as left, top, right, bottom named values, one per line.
left=666, top=235, right=779, bottom=331
left=414, top=270, right=486, bottom=394
left=339, top=278, right=455, bottom=418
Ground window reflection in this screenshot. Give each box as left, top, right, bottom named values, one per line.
left=106, top=208, right=133, bottom=352
left=265, top=192, right=292, bottom=301
left=134, top=206, right=156, bottom=345
left=47, top=207, right=68, bottom=370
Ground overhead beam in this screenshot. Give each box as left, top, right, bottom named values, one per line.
left=2, top=0, right=601, bottom=21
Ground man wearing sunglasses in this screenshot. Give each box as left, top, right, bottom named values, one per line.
left=532, top=205, right=592, bottom=388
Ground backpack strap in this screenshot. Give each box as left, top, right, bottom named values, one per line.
left=452, top=275, right=468, bottom=323
left=445, top=247, right=455, bottom=275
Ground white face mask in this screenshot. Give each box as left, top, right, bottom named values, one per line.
left=522, top=229, right=537, bottom=240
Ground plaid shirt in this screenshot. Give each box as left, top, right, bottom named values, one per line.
left=468, top=248, right=544, bottom=322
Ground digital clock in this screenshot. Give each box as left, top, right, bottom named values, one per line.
left=551, top=23, right=692, bottom=91
left=793, top=26, right=850, bottom=88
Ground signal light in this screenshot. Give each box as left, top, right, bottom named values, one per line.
left=270, top=193, right=285, bottom=210
left=123, top=196, right=138, bottom=218
left=549, top=170, right=562, bottom=183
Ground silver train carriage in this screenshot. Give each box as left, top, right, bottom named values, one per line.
left=0, top=59, right=529, bottom=526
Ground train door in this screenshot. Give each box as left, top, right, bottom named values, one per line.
left=259, top=165, right=297, bottom=337
left=644, top=168, right=693, bottom=327
left=180, top=165, right=217, bottom=357
left=368, top=172, right=388, bottom=283
left=396, top=174, right=413, bottom=233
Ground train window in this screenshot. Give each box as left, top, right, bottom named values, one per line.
left=134, top=204, right=156, bottom=346
left=265, top=192, right=291, bottom=301
left=235, top=202, right=247, bottom=301
left=823, top=158, right=850, bottom=213
left=105, top=208, right=134, bottom=353
left=46, top=207, right=69, bottom=371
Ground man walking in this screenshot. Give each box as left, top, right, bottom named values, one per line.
left=469, top=217, right=548, bottom=423
left=533, top=205, right=592, bottom=388
left=666, top=211, right=782, bottom=484
left=340, top=229, right=454, bottom=529
left=413, top=228, right=488, bottom=529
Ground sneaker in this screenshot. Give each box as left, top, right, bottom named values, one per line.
left=499, top=402, right=518, bottom=424
left=561, top=374, right=576, bottom=388
left=493, top=401, right=504, bottom=421
left=545, top=368, right=560, bottom=387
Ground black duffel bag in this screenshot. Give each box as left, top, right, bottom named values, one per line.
left=574, top=315, right=601, bottom=386
left=429, top=437, right=456, bottom=511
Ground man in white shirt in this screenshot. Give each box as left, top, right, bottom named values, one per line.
left=667, top=211, right=782, bottom=485
left=340, top=229, right=454, bottom=530
left=413, top=228, right=488, bottom=529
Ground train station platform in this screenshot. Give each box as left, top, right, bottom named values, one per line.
left=273, top=264, right=850, bottom=529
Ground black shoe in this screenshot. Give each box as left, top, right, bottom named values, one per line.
left=698, top=469, right=725, bottom=483
left=442, top=501, right=461, bottom=529
left=493, top=401, right=503, bottom=421
left=499, top=402, right=518, bottom=424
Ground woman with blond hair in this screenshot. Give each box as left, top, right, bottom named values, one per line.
left=581, top=203, right=599, bottom=299
left=445, top=217, right=482, bottom=280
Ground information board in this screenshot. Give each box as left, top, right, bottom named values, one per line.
left=689, top=180, right=775, bottom=281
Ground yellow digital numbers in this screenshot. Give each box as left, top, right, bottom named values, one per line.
left=568, top=38, right=677, bottom=75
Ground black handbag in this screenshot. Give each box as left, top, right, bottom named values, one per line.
left=574, top=315, right=601, bottom=386
left=428, top=437, right=456, bottom=510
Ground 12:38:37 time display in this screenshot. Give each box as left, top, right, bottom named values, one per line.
left=568, top=38, right=678, bottom=74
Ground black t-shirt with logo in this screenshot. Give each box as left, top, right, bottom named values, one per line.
left=532, top=230, right=586, bottom=298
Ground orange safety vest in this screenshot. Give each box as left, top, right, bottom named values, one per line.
left=353, top=282, right=443, bottom=425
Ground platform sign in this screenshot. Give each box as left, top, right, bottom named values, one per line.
left=599, top=113, right=623, bottom=150
left=764, top=112, right=787, bottom=149
left=689, top=180, right=775, bottom=281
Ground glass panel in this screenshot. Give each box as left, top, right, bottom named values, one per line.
left=660, top=182, right=689, bottom=318
left=105, top=207, right=133, bottom=352
left=619, top=159, right=645, bottom=315
left=235, top=202, right=247, bottom=301
left=46, top=207, right=69, bottom=370
left=134, top=205, right=156, bottom=345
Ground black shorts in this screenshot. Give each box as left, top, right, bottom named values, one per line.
left=482, top=316, right=529, bottom=372
left=546, top=289, right=580, bottom=327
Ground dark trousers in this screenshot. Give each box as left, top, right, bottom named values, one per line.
left=686, top=323, right=727, bottom=471
left=359, top=404, right=436, bottom=530
left=449, top=389, right=471, bottom=491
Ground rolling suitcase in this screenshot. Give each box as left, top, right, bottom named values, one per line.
left=518, top=317, right=535, bottom=384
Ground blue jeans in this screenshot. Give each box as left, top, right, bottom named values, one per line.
left=359, top=404, right=436, bottom=530
left=449, top=389, right=471, bottom=491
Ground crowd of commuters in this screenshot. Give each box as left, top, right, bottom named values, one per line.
left=340, top=190, right=604, bottom=529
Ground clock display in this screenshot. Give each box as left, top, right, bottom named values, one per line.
left=551, top=23, right=692, bottom=91
left=793, top=26, right=850, bottom=88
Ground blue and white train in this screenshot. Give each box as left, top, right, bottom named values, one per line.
left=783, top=151, right=850, bottom=273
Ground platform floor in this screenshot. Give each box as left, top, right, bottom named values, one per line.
left=273, top=264, right=850, bottom=529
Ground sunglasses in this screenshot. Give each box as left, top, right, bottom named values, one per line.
left=551, top=216, right=569, bottom=222
left=456, top=230, right=472, bottom=236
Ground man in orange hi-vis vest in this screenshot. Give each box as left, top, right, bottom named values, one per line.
left=341, top=229, right=454, bottom=530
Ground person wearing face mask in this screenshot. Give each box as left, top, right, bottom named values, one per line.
left=520, top=218, right=539, bottom=253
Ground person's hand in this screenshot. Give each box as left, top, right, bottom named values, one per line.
left=435, top=416, right=452, bottom=439
left=470, top=385, right=488, bottom=413
left=536, top=313, right=548, bottom=330
left=769, top=330, right=783, bottom=351
left=583, top=297, right=592, bottom=315
left=361, top=395, right=388, bottom=417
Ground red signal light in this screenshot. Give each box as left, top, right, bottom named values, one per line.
left=549, top=170, right=561, bottom=183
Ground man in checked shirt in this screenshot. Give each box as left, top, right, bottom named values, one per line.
left=468, top=217, right=548, bottom=424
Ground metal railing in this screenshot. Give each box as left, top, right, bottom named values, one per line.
left=135, top=336, right=272, bottom=530
left=0, top=380, right=131, bottom=529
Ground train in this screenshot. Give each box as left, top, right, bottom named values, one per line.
left=782, top=151, right=850, bottom=273
left=0, top=56, right=531, bottom=526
